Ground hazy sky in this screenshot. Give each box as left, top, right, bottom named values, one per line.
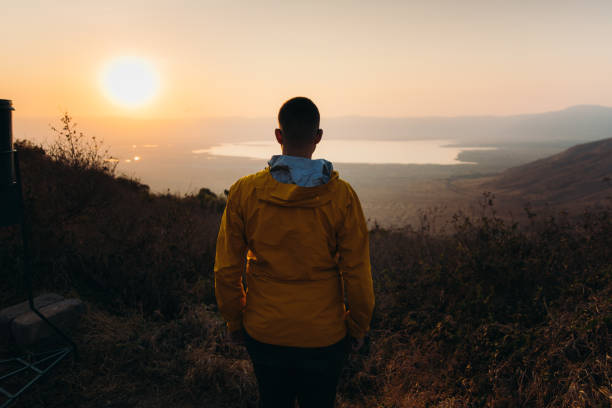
left=3, top=0, right=612, bottom=118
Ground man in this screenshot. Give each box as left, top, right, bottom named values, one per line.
left=214, top=96, right=374, bottom=408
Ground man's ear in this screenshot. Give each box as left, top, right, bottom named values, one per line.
left=314, top=129, right=323, bottom=145
left=274, top=128, right=283, bottom=145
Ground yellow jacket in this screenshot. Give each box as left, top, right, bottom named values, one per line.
left=214, top=168, right=374, bottom=347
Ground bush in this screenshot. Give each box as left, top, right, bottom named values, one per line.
left=1, top=143, right=610, bottom=407
left=4, top=139, right=225, bottom=317
left=48, top=113, right=117, bottom=174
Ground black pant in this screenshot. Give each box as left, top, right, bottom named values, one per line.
left=244, top=330, right=349, bottom=408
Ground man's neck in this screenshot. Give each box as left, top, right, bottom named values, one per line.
left=281, top=148, right=313, bottom=159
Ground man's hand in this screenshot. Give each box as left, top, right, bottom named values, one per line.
left=350, top=336, right=365, bottom=352
left=228, top=328, right=245, bottom=345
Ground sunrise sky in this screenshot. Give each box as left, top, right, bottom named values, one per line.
left=3, top=0, right=612, bottom=119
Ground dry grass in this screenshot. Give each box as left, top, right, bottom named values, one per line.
left=1, top=142, right=610, bottom=407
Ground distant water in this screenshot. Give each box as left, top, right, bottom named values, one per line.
left=193, top=139, right=496, bottom=165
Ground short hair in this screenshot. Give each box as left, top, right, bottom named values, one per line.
left=278, top=97, right=320, bottom=147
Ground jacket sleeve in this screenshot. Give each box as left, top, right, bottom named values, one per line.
left=214, top=183, right=248, bottom=332
left=337, top=185, right=375, bottom=339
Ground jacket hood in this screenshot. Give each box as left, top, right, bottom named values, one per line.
left=268, top=155, right=333, bottom=187
left=257, top=169, right=340, bottom=208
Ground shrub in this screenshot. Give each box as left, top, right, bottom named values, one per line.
left=1, top=142, right=610, bottom=408
left=48, top=112, right=117, bottom=174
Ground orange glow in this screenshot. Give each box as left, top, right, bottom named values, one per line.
left=4, top=2, right=612, bottom=119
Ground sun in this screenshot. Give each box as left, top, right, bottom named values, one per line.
left=101, top=57, right=159, bottom=108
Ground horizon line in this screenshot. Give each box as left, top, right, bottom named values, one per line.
left=12, top=104, right=612, bottom=122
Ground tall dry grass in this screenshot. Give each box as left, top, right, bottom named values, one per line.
left=0, top=141, right=610, bottom=407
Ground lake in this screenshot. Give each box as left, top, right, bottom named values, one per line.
left=193, top=139, right=495, bottom=165
left=105, top=138, right=501, bottom=201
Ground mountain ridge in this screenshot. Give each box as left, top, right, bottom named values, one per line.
left=16, top=105, right=612, bottom=147
left=475, top=137, right=612, bottom=207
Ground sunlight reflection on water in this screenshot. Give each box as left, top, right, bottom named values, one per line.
left=192, top=139, right=496, bottom=165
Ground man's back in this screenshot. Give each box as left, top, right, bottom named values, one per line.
left=213, top=96, right=374, bottom=407
left=215, top=166, right=374, bottom=347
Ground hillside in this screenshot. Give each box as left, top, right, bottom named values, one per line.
left=1, top=142, right=611, bottom=407
left=477, top=137, right=612, bottom=207
left=356, top=137, right=612, bottom=227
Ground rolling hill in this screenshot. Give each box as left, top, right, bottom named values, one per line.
left=448, top=137, right=612, bottom=218
left=481, top=137, right=612, bottom=205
